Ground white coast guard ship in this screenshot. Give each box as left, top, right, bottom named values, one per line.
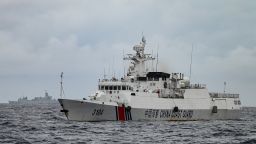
left=58, top=37, right=241, bottom=121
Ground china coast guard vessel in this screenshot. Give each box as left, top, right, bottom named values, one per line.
left=59, top=37, right=241, bottom=121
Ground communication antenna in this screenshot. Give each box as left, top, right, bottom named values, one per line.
left=113, top=57, right=115, bottom=78
left=60, top=72, right=65, bottom=98
left=141, top=32, right=144, bottom=41
left=103, top=68, right=106, bottom=79
left=123, top=48, right=126, bottom=77
left=151, top=49, right=154, bottom=72
left=156, top=43, right=159, bottom=72
left=189, top=44, right=194, bottom=81
left=108, top=63, right=111, bottom=79
left=224, top=81, right=227, bottom=93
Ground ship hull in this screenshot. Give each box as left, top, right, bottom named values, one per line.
left=58, top=99, right=240, bottom=121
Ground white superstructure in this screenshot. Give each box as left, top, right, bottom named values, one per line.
left=59, top=37, right=241, bottom=121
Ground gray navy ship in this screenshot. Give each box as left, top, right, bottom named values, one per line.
left=9, top=91, right=57, bottom=105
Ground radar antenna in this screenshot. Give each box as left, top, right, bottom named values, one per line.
left=123, top=36, right=155, bottom=77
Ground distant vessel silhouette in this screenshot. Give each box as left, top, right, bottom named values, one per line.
left=9, top=91, right=57, bottom=105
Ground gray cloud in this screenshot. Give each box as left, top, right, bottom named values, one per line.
left=0, top=0, right=255, bottom=106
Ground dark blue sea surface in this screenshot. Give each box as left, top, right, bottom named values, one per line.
left=0, top=103, right=255, bottom=144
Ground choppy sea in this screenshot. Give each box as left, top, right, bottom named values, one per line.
left=0, top=103, right=255, bottom=144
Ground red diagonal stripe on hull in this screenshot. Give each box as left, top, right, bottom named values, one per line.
left=118, top=106, right=125, bottom=121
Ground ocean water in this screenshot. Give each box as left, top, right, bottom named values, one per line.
left=0, top=104, right=255, bottom=144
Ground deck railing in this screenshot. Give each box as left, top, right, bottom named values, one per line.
left=209, top=92, right=239, bottom=98
left=190, top=84, right=206, bottom=89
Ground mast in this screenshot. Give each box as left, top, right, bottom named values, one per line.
left=151, top=49, right=154, bottom=72
left=123, top=36, right=155, bottom=77
left=103, top=68, right=106, bottom=79
left=123, top=48, right=126, bottom=78
left=224, top=81, right=227, bottom=93
left=60, top=72, right=65, bottom=98
left=156, top=44, right=159, bottom=72
left=189, top=44, right=194, bottom=81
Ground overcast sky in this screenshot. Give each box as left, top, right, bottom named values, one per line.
left=0, top=0, right=255, bottom=106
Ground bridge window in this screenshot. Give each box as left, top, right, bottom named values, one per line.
left=150, top=83, right=155, bottom=86
left=100, top=85, right=132, bottom=91
left=101, top=85, right=132, bottom=91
